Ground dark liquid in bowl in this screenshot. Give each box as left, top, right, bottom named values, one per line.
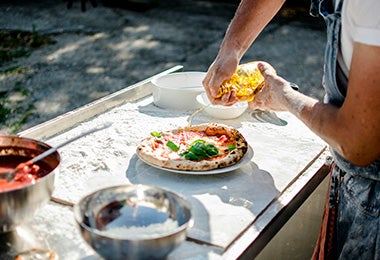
left=0, top=155, right=51, bottom=192
left=95, top=200, right=170, bottom=230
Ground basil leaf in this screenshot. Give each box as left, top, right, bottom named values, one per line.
left=181, top=141, right=218, bottom=161
left=189, top=142, right=209, bottom=157
left=166, top=140, right=180, bottom=151
left=182, top=151, right=201, bottom=161
left=150, top=131, right=161, bottom=138
left=205, top=144, right=219, bottom=156
left=189, top=139, right=205, bottom=146
left=228, top=144, right=236, bottom=151
left=192, top=141, right=205, bottom=150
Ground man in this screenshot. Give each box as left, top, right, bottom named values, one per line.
left=203, top=0, right=380, bottom=258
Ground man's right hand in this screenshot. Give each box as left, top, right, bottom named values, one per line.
left=202, top=55, right=240, bottom=106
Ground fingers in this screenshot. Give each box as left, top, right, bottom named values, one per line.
left=202, top=73, right=216, bottom=104
left=202, top=70, right=223, bottom=105
left=203, top=70, right=224, bottom=97
left=202, top=85, right=236, bottom=106
left=203, top=61, right=239, bottom=105
left=258, top=62, right=276, bottom=78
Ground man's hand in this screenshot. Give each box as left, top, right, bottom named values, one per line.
left=248, top=62, right=294, bottom=112
left=66, top=0, right=98, bottom=12
left=202, top=55, right=240, bottom=106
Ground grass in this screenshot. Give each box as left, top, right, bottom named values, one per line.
left=0, top=27, right=56, bottom=65
left=0, top=27, right=55, bottom=133
left=0, top=81, right=35, bottom=134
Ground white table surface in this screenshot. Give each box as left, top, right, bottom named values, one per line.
left=1, top=69, right=328, bottom=259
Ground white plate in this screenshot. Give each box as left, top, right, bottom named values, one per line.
left=137, top=146, right=254, bottom=175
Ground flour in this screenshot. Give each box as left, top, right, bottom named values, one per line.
left=99, top=218, right=179, bottom=239
left=44, top=94, right=325, bottom=250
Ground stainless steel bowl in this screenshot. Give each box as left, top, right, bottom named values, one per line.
left=74, top=184, right=193, bottom=260
left=0, top=135, right=60, bottom=232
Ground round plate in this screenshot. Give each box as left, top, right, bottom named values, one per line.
left=137, top=146, right=254, bottom=175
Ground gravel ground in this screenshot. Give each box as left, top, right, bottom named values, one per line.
left=0, top=0, right=326, bottom=134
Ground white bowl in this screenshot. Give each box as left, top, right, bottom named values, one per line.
left=151, top=72, right=206, bottom=111
left=196, top=92, right=248, bottom=120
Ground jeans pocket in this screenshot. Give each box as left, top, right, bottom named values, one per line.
left=342, top=175, right=380, bottom=218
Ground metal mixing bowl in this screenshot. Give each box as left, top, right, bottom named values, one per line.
left=0, top=135, right=60, bottom=232
left=74, top=184, right=193, bottom=260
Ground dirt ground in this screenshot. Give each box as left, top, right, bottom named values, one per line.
left=0, top=0, right=327, bottom=134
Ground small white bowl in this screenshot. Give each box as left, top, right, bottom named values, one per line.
left=151, top=72, right=206, bottom=111
left=196, top=92, right=248, bottom=120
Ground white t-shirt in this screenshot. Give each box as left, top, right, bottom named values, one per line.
left=338, top=0, right=380, bottom=77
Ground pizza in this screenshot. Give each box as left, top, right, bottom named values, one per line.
left=136, top=123, right=248, bottom=171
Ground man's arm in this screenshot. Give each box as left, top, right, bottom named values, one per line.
left=203, top=0, right=285, bottom=103
left=218, top=0, right=285, bottom=60
left=315, top=42, right=380, bottom=165
left=257, top=43, right=380, bottom=166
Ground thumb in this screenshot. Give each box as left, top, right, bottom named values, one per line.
left=258, top=62, right=276, bottom=78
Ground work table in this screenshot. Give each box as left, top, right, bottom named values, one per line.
left=1, top=66, right=330, bottom=259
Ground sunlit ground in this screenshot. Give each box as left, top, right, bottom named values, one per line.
left=0, top=0, right=326, bottom=134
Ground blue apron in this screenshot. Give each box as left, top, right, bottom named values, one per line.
left=311, top=0, right=380, bottom=258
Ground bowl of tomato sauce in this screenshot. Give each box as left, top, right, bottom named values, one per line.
left=0, top=135, right=60, bottom=232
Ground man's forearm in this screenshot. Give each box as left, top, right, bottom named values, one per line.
left=219, top=0, right=285, bottom=60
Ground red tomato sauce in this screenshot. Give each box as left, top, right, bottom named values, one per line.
left=0, top=156, right=50, bottom=192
